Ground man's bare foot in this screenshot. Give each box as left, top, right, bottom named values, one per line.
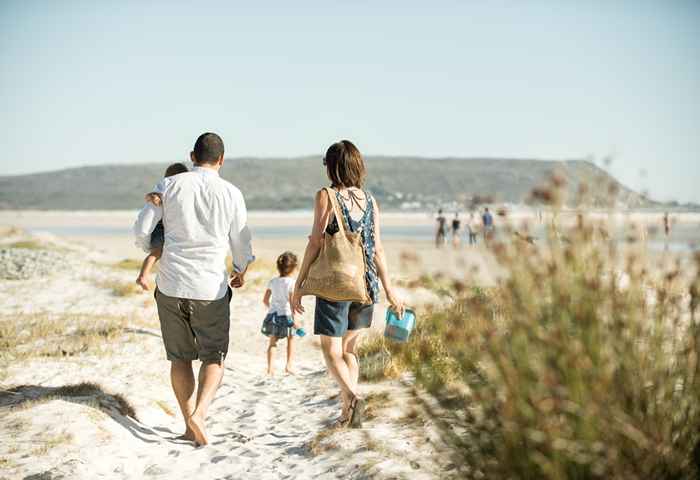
left=136, top=275, right=149, bottom=291
left=186, top=414, right=208, bottom=446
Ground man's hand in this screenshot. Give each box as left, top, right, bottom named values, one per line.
left=229, top=271, right=246, bottom=289
left=145, top=192, right=162, bottom=206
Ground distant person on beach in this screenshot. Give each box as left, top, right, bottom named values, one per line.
left=135, top=162, right=189, bottom=290
left=262, top=251, right=300, bottom=376
left=451, top=213, right=461, bottom=247
left=133, top=132, right=254, bottom=446
left=435, top=209, right=447, bottom=247
left=291, top=140, right=404, bottom=428
left=467, top=213, right=479, bottom=245
left=482, top=207, right=494, bottom=243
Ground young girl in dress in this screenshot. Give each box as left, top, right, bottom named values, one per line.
left=262, top=251, right=300, bottom=375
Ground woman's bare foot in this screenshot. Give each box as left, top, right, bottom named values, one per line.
left=177, top=427, right=196, bottom=443
left=135, top=275, right=149, bottom=291
left=186, top=414, right=208, bottom=446
left=348, top=395, right=365, bottom=428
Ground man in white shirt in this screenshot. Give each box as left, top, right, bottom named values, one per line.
left=133, top=132, right=254, bottom=446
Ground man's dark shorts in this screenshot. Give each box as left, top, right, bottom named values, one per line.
left=154, top=288, right=232, bottom=363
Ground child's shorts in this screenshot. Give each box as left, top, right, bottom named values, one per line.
left=150, top=221, right=165, bottom=250
left=261, top=312, right=293, bottom=339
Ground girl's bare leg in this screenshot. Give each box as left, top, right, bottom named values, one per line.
left=285, top=335, right=296, bottom=375
left=266, top=337, right=278, bottom=375
left=136, top=247, right=162, bottom=291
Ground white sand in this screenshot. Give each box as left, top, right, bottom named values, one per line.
left=0, top=224, right=453, bottom=479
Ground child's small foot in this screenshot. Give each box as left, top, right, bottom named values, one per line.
left=284, top=366, right=297, bottom=375
left=266, top=369, right=274, bottom=376
left=136, top=275, right=150, bottom=291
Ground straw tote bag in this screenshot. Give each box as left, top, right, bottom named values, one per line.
left=299, top=187, right=371, bottom=304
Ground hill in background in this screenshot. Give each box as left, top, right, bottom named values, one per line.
left=0, top=156, right=651, bottom=210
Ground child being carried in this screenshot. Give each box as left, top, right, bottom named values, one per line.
left=135, top=162, right=189, bottom=290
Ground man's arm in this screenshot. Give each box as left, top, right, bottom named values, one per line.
left=133, top=179, right=167, bottom=252
left=133, top=203, right=163, bottom=252
left=229, top=190, right=255, bottom=274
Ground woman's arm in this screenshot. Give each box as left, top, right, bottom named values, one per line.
left=373, top=198, right=405, bottom=317
left=263, top=289, right=271, bottom=308
left=291, top=189, right=332, bottom=314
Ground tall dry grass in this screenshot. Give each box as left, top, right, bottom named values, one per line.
left=369, top=178, right=700, bottom=479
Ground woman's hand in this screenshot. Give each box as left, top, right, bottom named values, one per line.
left=386, top=289, right=405, bottom=319
left=291, top=287, right=305, bottom=315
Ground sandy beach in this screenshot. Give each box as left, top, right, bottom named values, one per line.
left=0, top=211, right=469, bottom=480
left=1, top=210, right=699, bottom=479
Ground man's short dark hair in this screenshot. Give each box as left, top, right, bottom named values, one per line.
left=193, top=132, right=224, bottom=164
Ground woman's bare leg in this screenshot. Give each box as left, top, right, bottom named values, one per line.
left=320, top=335, right=357, bottom=403
left=341, top=330, right=363, bottom=418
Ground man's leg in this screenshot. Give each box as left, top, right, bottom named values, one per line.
left=186, top=291, right=231, bottom=446
left=188, top=361, right=224, bottom=446
left=170, top=360, right=196, bottom=440
left=154, top=290, right=199, bottom=440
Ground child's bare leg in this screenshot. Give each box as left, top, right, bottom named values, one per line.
left=285, top=336, right=296, bottom=375
left=136, top=248, right=161, bottom=290
left=266, top=337, right=278, bottom=375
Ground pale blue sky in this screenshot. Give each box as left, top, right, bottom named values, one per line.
left=1, top=1, right=699, bottom=202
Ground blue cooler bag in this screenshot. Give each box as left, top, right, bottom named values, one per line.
left=384, top=308, right=416, bottom=342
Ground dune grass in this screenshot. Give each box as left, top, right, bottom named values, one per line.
left=367, top=179, right=700, bottom=479
left=7, top=240, right=45, bottom=250
left=96, top=278, right=143, bottom=297
left=4, top=382, right=138, bottom=420
left=111, top=258, right=144, bottom=271
left=31, top=431, right=74, bottom=456
left=0, top=313, right=133, bottom=366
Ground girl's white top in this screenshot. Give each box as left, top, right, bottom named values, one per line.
left=267, top=276, right=295, bottom=316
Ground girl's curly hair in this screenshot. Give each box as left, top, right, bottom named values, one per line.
left=276, top=251, right=298, bottom=276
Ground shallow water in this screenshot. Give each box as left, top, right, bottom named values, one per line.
left=24, top=223, right=699, bottom=253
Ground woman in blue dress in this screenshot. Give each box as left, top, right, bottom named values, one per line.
left=292, top=140, right=404, bottom=428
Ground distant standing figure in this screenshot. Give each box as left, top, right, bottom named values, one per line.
left=467, top=213, right=479, bottom=245
left=482, top=207, right=494, bottom=243
left=663, top=212, right=671, bottom=251
left=451, top=213, right=461, bottom=247
left=435, top=209, right=447, bottom=247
